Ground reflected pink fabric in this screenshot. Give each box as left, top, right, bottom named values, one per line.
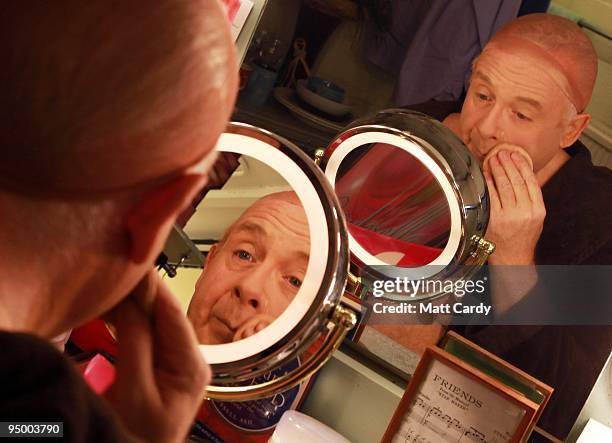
left=335, top=143, right=451, bottom=250
left=349, top=223, right=442, bottom=266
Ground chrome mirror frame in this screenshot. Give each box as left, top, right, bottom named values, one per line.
left=193, top=123, right=355, bottom=401
left=322, top=109, right=495, bottom=302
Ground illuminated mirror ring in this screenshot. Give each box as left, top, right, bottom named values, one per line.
left=325, top=131, right=462, bottom=281
left=200, top=132, right=329, bottom=364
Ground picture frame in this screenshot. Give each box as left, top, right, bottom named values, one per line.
left=440, top=332, right=554, bottom=439
left=382, top=332, right=553, bottom=443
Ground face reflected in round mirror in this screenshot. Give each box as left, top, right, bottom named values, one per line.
left=334, top=142, right=451, bottom=267
left=171, top=156, right=311, bottom=345
left=162, top=126, right=341, bottom=368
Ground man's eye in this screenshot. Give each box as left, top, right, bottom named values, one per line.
left=475, top=92, right=490, bottom=102
left=287, top=276, right=302, bottom=289
left=515, top=111, right=531, bottom=121
left=234, top=250, right=253, bottom=261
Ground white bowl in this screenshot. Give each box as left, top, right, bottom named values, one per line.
left=296, top=79, right=351, bottom=118
left=269, top=411, right=351, bottom=443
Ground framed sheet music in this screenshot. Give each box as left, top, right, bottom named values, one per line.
left=440, top=332, right=553, bottom=440
left=382, top=334, right=553, bottom=443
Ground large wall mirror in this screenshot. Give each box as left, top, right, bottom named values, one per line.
left=160, top=111, right=495, bottom=399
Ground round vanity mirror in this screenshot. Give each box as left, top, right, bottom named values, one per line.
left=161, top=122, right=353, bottom=401
left=333, top=142, right=454, bottom=267
left=323, top=109, right=495, bottom=301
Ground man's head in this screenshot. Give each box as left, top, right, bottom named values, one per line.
left=0, top=0, right=237, bottom=337
left=458, top=13, right=598, bottom=174
left=187, top=192, right=310, bottom=345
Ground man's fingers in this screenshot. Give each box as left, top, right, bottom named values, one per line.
left=233, top=315, right=273, bottom=342
left=129, top=272, right=157, bottom=317
left=108, top=298, right=157, bottom=396
left=233, top=326, right=254, bottom=342
left=512, top=152, right=544, bottom=206
left=489, top=155, right=515, bottom=208
left=484, top=170, right=501, bottom=212
left=498, top=150, right=530, bottom=207
left=152, top=280, right=210, bottom=391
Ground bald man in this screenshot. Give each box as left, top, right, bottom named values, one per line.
left=444, top=13, right=607, bottom=266
left=439, top=14, right=612, bottom=439
left=187, top=192, right=310, bottom=344
left=0, top=1, right=237, bottom=442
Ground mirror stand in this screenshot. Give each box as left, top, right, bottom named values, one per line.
left=205, top=304, right=356, bottom=401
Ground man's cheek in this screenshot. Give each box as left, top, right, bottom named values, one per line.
left=205, top=292, right=227, bottom=325
left=459, top=110, right=475, bottom=142
left=462, top=123, right=479, bottom=153
left=269, top=293, right=293, bottom=318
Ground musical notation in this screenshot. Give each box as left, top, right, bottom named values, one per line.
left=391, top=394, right=513, bottom=443
left=391, top=358, right=525, bottom=443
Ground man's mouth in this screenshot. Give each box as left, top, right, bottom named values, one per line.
left=211, top=315, right=236, bottom=342
left=465, top=138, right=487, bottom=164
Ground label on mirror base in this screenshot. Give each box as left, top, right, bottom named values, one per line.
left=211, top=358, right=302, bottom=432
left=194, top=339, right=323, bottom=443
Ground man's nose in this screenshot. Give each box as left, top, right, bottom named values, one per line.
left=476, top=104, right=505, bottom=147
left=234, top=267, right=270, bottom=313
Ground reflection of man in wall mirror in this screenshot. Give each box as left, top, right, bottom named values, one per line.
left=187, top=191, right=310, bottom=344
left=439, top=14, right=612, bottom=440
left=443, top=13, right=606, bottom=267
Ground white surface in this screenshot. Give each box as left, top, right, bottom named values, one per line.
left=199, top=132, right=329, bottom=364
left=269, top=411, right=352, bottom=443
left=567, top=351, right=612, bottom=443
left=231, top=0, right=253, bottom=41
left=235, top=0, right=267, bottom=65
left=324, top=131, right=462, bottom=280
left=576, top=419, right=612, bottom=443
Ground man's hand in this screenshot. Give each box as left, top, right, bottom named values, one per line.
left=233, top=315, right=274, bottom=342
left=105, top=271, right=210, bottom=443
left=485, top=145, right=546, bottom=265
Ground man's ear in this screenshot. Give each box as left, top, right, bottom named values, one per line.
left=194, top=244, right=218, bottom=292
left=204, top=244, right=218, bottom=267
left=561, top=112, right=590, bottom=148
left=125, top=173, right=208, bottom=265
